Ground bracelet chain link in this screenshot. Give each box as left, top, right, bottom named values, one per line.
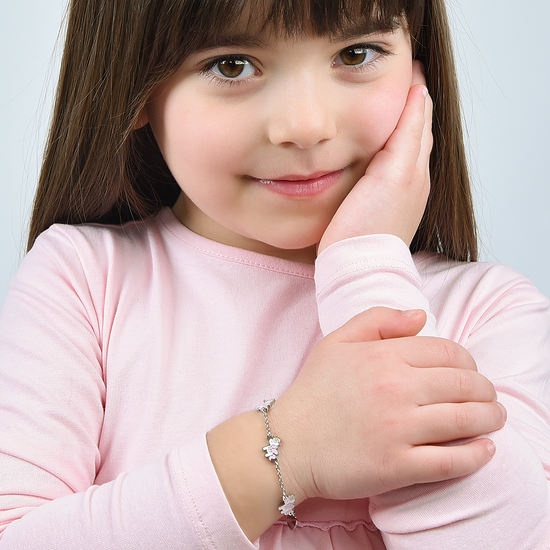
left=258, top=399, right=297, bottom=529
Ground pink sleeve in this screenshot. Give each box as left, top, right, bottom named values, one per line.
left=1, top=438, right=254, bottom=549
left=0, top=231, right=255, bottom=549
left=315, top=235, right=550, bottom=549
left=315, top=234, right=438, bottom=336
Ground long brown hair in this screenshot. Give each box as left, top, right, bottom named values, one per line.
left=28, top=0, right=477, bottom=261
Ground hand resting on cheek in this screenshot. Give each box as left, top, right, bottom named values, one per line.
left=319, top=60, right=433, bottom=253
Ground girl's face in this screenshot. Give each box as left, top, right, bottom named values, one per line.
left=145, top=24, right=413, bottom=263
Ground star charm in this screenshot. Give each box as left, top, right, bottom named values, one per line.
left=258, top=399, right=275, bottom=413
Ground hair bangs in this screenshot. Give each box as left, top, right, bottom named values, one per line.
left=151, top=0, right=425, bottom=70
left=31, top=0, right=477, bottom=262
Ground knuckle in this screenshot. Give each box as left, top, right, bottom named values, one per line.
left=370, top=343, right=399, bottom=365
left=424, top=131, right=434, bottom=151
left=392, top=451, right=407, bottom=487
left=438, top=453, right=454, bottom=478
left=425, top=93, right=434, bottom=112
left=454, top=406, right=470, bottom=430
left=376, top=377, right=404, bottom=398
left=410, top=135, right=423, bottom=157
left=379, top=451, right=393, bottom=483
left=440, top=339, right=460, bottom=366
left=457, top=370, right=474, bottom=396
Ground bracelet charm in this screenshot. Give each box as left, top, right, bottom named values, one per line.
left=258, top=399, right=297, bottom=529
left=263, top=436, right=281, bottom=461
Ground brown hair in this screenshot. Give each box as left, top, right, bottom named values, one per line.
left=28, top=0, right=477, bottom=261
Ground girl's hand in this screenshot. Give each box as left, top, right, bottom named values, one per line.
left=270, top=307, right=505, bottom=503
left=318, top=61, right=433, bottom=253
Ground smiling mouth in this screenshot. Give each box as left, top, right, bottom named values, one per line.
left=252, top=168, right=348, bottom=197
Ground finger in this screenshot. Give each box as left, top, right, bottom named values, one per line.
left=400, top=438, right=497, bottom=485
left=410, top=401, right=506, bottom=445
left=411, top=61, right=432, bottom=159
left=418, top=85, right=433, bottom=174
left=364, top=335, right=479, bottom=371
left=411, top=60, right=427, bottom=88
left=383, top=83, right=427, bottom=161
left=413, top=366, right=497, bottom=405
left=362, top=82, right=428, bottom=190
left=368, top=62, right=428, bottom=175
left=325, top=307, right=427, bottom=345
left=359, top=83, right=429, bottom=211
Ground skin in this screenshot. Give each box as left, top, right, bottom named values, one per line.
left=145, top=26, right=416, bottom=262
left=142, top=24, right=506, bottom=542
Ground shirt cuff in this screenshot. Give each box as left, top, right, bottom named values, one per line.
left=315, top=234, right=438, bottom=336
left=171, top=435, right=258, bottom=549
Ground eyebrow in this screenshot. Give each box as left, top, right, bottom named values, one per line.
left=329, top=21, right=402, bottom=42
left=198, top=34, right=271, bottom=51
left=198, top=20, right=401, bottom=51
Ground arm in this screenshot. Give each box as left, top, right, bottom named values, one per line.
left=0, top=231, right=498, bottom=548
left=208, top=305, right=503, bottom=541
left=207, top=67, right=503, bottom=542
left=314, top=59, right=550, bottom=547
left=316, top=238, right=550, bottom=549
left=0, top=230, right=253, bottom=549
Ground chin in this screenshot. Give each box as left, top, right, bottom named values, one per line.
left=268, top=231, right=324, bottom=253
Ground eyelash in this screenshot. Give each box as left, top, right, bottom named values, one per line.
left=199, top=56, right=256, bottom=87
left=199, top=43, right=392, bottom=86
left=336, top=44, right=392, bottom=70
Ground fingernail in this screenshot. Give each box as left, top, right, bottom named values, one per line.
left=487, top=441, right=496, bottom=457
left=498, top=402, right=507, bottom=424
left=402, top=309, right=422, bottom=317
left=422, top=86, right=429, bottom=98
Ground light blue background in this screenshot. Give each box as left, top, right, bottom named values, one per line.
left=1, top=0, right=549, bottom=306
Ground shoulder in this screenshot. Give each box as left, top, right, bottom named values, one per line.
left=26, top=211, right=178, bottom=281
left=414, top=251, right=550, bottom=343
left=16, top=212, right=174, bottom=306
left=31, top=213, right=166, bottom=261
left=415, top=252, right=547, bottom=303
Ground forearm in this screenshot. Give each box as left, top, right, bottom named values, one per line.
left=207, top=410, right=302, bottom=542
left=315, top=234, right=439, bottom=337
left=370, top=424, right=550, bottom=549
left=315, top=236, right=550, bottom=548
left=0, top=437, right=254, bottom=549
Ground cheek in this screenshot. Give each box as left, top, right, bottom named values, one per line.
left=352, top=74, right=412, bottom=155
left=156, top=98, right=254, bottom=180
left=147, top=103, right=214, bottom=208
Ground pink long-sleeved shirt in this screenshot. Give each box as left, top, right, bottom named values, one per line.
left=0, top=207, right=549, bottom=548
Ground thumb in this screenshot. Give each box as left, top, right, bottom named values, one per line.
left=325, top=307, right=426, bottom=344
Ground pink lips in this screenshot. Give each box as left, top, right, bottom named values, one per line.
left=255, top=169, right=345, bottom=197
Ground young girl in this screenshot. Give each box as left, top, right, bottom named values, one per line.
left=0, top=0, right=549, bottom=548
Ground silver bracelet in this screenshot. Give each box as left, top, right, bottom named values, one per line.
left=257, top=399, right=297, bottom=529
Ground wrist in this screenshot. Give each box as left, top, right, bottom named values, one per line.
left=267, top=399, right=309, bottom=504
left=207, top=410, right=284, bottom=540
left=258, top=399, right=306, bottom=527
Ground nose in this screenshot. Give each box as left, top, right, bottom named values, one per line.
left=267, top=77, right=337, bottom=149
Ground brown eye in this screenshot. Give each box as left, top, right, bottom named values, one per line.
left=212, top=57, right=255, bottom=79
left=340, top=47, right=368, bottom=66
left=218, top=59, right=245, bottom=77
